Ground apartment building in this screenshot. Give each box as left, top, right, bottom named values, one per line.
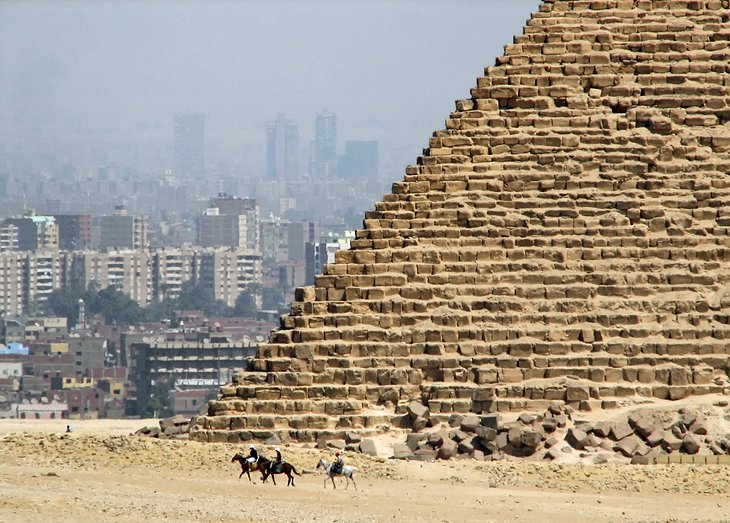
left=0, top=253, right=25, bottom=315
left=197, top=248, right=262, bottom=308
left=72, top=250, right=152, bottom=306
left=150, top=247, right=197, bottom=301
left=100, top=206, right=148, bottom=250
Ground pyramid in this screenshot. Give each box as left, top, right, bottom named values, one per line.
left=192, top=0, right=730, bottom=444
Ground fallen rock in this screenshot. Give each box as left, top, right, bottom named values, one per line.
left=610, top=420, right=634, bottom=441
left=660, top=433, right=683, bottom=452
left=460, top=414, right=482, bottom=433
left=475, top=426, right=497, bottom=445
left=407, top=401, right=430, bottom=420
left=392, top=443, right=412, bottom=460
left=406, top=433, right=427, bottom=451
left=681, top=432, right=701, bottom=455
left=359, top=438, right=378, bottom=456
left=544, top=435, right=559, bottom=448
left=520, top=430, right=542, bottom=449
left=481, top=414, right=501, bottom=430
left=517, top=413, right=537, bottom=425
left=264, top=434, right=282, bottom=446
left=345, top=432, right=363, bottom=444
left=592, top=421, right=611, bottom=438
left=412, top=416, right=429, bottom=432
left=448, top=414, right=465, bottom=428
left=327, top=439, right=346, bottom=450
left=437, top=439, right=458, bottom=460
left=566, top=428, right=589, bottom=450
left=614, top=435, right=642, bottom=458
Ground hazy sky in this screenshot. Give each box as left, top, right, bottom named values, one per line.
left=0, top=0, right=540, bottom=174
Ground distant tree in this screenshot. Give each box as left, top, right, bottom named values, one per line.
left=174, top=281, right=233, bottom=317
left=140, top=376, right=173, bottom=418
left=232, top=284, right=260, bottom=318
left=45, top=288, right=83, bottom=324
left=262, top=284, right=288, bottom=310
left=91, top=286, right=142, bottom=325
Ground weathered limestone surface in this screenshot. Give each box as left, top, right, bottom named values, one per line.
left=191, top=0, right=730, bottom=443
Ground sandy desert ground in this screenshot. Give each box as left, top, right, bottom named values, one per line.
left=1, top=418, right=730, bottom=523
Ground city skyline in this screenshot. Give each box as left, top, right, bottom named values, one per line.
left=0, top=1, right=541, bottom=178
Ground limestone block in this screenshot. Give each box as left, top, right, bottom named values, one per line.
left=437, top=439, right=459, bottom=460
left=614, top=434, right=642, bottom=458
left=610, top=420, right=633, bottom=441
left=681, top=433, right=702, bottom=455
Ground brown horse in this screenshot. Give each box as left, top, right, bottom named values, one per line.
left=261, top=461, right=300, bottom=486
left=231, top=453, right=270, bottom=482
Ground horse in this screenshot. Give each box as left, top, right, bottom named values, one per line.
left=261, top=461, right=300, bottom=486
left=231, top=453, right=270, bottom=482
left=316, top=458, right=358, bottom=490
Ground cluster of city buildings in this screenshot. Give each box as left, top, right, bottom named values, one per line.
left=0, top=192, right=355, bottom=316
left=0, top=109, right=369, bottom=420
left=0, top=310, right=272, bottom=420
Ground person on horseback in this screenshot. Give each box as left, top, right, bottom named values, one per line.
left=272, top=447, right=283, bottom=474
left=333, top=451, right=344, bottom=475
left=247, top=444, right=258, bottom=465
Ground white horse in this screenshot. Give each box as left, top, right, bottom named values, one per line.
left=316, top=458, right=358, bottom=490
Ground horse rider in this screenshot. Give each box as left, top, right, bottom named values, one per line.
left=333, top=451, right=344, bottom=474
left=247, top=444, right=258, bottom=465
left=273, top=447, right=283, bottom=473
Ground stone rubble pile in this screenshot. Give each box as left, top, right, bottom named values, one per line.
left=388, top=400, right=730, bottom=464
left=135, top=415, right=193, bottom=440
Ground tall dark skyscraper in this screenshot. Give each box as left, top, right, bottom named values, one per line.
left=312, top=109, right=337, bottom=178
left=266, top=114, right=299, bottom=180
left=174, top=113, right=205, bottom=180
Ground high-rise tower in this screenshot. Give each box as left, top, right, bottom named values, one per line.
left=174, top=113, right=205, bottom=180
left=266, top=114, right=299, bottom=180
left=312, top=109, right=337, bottom=178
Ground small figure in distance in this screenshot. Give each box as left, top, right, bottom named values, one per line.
left=65, top=425, right=72, bottom=433
left=273, top=446, right=283, bottom=474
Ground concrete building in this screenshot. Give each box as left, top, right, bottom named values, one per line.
left=3, top=215, right=59, bottom=252
left=67, top=335, right=106, bottom=376
left=197, top=208, right=246, bottom=249
left=0, top=254, right=25, bottom=315
left=100, top=206, right=148, bottom=250
left=24, top=251, right=67, bottom=312
left=72, top=250, right=152, bottom=306
left=260, top=217, right=289, bottom=263
left=197, top=248, right=262, bottom=307
left=0, top=223, right=18, bottom=252
left=174, top=113, right=205, bottom=180
left=287, top=220, right=320, bottom=262
left=150, top=247, right=197, bottom=301
left=54, top=214, right=92, bottom=251
left=129, top=333, right=255, bottom=416
left=13, top=399, right=68, bottom=420
left=266, top=114, right=299, bottom=180
left=305, top=230, right=353, bottom=285
left=209, top=194, right=260, bottom=251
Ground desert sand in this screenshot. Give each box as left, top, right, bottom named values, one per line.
left=1, top=418, right=730, bottom=523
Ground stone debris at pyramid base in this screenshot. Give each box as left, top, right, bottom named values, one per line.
left=191, top=0, right=730, bottom=452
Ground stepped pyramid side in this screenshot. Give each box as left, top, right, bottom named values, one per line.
left=192, top=0, right=730, bottom=444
